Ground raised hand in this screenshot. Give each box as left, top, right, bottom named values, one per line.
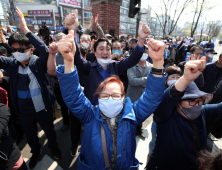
left=49, top=42, right=58, bottom=54
left=95, top=14, right=99, bottom=25
left=183, top=57, right=206, bottom=82
left=147, top=38, right=165, bottom=68
left=15, top=7, right=29, bottom=34
left=58, top=30, right=76, bottom=62
left=64, top=10, right=78, bottom=31
left=175, top=57, right=206, bottom=92
left=138, top=21, right=151, bottom=40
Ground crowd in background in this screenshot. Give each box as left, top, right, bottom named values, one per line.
left=0, top=7, right=222, bottom=170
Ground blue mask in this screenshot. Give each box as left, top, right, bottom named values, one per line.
left=112, top=50, right=122, bottom=56
left=173, top=44, right=177, bottom=48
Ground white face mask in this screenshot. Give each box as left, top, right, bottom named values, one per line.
left=166, top=45, right=169, bottom=48
left=208, top=54, right=214, bottom=58
left=167, top=79, right=177, bottom=86
left=13, top=50, right=30, bottom=63
left=108, top=40, right=112, bottom=43
left=82, top=42, right=89, bottom=49
left=140, top=53, right=148, bottom=61
left=97, top=58, right=111, bottom=67
left=99, top=98, right=124, bottom=118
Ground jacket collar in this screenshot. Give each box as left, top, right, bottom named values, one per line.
left=93, top=97, right=137, bottom=122
left=136, top=62, right=149, bottom=77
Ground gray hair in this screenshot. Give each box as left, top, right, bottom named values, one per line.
left=80, top=34, right=91, bottom=41
left=54, top=32, right=65, bottom=41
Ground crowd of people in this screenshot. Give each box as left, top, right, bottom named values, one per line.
left=0, top=7, right=222, bottom=170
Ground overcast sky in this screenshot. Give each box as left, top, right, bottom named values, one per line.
left=141, top=0, right=222, bottom=27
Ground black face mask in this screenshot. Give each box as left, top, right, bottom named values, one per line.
left=180, top=105, right=202, bottom=120
left=91, top=35, right=97, bottom=41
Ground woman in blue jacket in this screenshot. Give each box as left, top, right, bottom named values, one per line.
left=56, top=27, right=167, bottom=169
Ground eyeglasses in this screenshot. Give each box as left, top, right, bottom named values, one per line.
left=184, top=98, right=205, bottom=106
left=99, top=93, right=124, bottom=100
left=11, top=47, right=29, bottom=53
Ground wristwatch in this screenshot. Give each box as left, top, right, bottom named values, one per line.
left=151, top=67, right=165, bottom=73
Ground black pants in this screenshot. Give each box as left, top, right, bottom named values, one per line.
left=18, top=107, right=57, bottom=155
left=70, top=113, right=82, bottom=148
left=54, top=84, right=70, bottom=125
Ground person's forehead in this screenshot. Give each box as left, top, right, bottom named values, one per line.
left=169, top=73, right=180, bottom=77
left=113, top=42, right=121, bottom=47
left=194, top=49, right=203, bottom=53
left=102, top=82, right=121, bottom=93
left=97, top=41, right=110, bottom=48
left=11, top=42, right=27, bottom=48
left=81, top=35, right=88, bottom=40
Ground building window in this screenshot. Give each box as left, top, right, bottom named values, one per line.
left=124, top=9, right=128, bottom=15
left=120, top=8, right=124, bottom=14
left=122, top=1, right=128, bottom=7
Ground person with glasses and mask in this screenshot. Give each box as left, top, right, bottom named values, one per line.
left=47, top=10, right=151, bottom=157
left=146, top=58, right=222, bottom=170
left=55, top=20, right=167, bottom=169
left=0, top=8, right=62, bottom=169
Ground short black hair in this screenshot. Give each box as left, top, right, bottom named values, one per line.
left=78, top=44, right=88, bottom=57
left=130, top=38, right=138, bottom=44
left=0, top=46, right=7, bottom=56
left=8, top=33, right=32, bottom=48
left=127, top=34, right=133, bottom=39
left=190, top=46, right=204, bottom=54
left=165, top=66, right=182, bottom=77
left=93, top=37, right=112, bottom=52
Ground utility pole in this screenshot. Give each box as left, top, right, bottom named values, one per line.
left=135, top=1, right=141, bottom=38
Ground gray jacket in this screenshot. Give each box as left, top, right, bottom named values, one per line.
left=126, top=62, right=153, bottom=103
left=84, top=25, right=104, bottom=39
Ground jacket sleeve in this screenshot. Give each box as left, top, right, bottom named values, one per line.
left=153, top=85, right=185, bottom=123
left=117, top=44, right=144, bottom=74
left=0, top=56, right=14, bottom=71
left=0, top=104, right=10, bottom=139
left=25, top=32, right=49, bottom=69
left=56, top=65, right=94, bottom=125
left=84, top=28, right=90, bottom=35
left=194, top=73, right=204, bottom=89
left=127, top=67, right=147, bottom=86
left=97, top=26, right=104, bottom=38
left=203, top=102, right=222, bottom=121
left=132, top=73, right=166, bottom=125
left=74, top=38, right=91, bottom=75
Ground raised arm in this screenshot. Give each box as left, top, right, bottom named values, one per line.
left=154, top=58, right=207, bottom=122
left=57, top=26, right=94, bottom=124
left=95, top=14, right=104, bottom=38
left=16, top=7, right=49, bottom=68
left=133, top=39, right=166, bottom=124
left=117, top=22, right=151, bottom=73
left=64, top=11, right=91, bottom=75
left=47, top=42, right=58, bottom=77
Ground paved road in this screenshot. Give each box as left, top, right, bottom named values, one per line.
left=18, top=41, right=222, bottom=170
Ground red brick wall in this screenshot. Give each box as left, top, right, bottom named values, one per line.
left=92, top=2, right=120, bottom=37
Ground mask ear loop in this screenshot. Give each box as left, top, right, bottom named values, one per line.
left=0, top=151, right=9, bottom=161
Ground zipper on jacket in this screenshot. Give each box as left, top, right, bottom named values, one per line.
left=118, top=121, right=124, bottom=170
